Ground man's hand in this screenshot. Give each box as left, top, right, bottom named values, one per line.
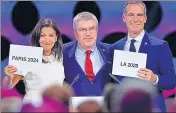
left=137, top=68, right=157, bottom=83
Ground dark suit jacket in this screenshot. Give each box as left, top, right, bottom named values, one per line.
left=63, top=41, right=111, bottom=96
left=108, top=32, right=176, bottom=112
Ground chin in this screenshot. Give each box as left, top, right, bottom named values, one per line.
left=131, top=29, right=141, bottom=33
left=43, top=48, right=52, bottom=51
left=85, top=41, right=95, bottom=46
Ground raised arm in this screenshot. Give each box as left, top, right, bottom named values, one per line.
left=3, top=65, right=24, bottom=89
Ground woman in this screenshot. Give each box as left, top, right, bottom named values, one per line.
left=3, top=19, right=65, bottom=105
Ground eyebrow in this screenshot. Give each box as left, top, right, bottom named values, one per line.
left=79, top=26, right=96, bottom=29
left=128, top=13, right=134, bottom=15
left=90, top=26, right=96, bottom=28
left=128, top=13, right=144, bottom=15
left=40, top=32, right=56, bottom=34
left=137, top=13, right=144, bottom=15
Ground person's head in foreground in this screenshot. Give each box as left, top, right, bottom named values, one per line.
left=20, top=96, right=68, bottom=112
left=77, top=100, right=102, bottom=112
left=103, top=78, right=157, bottom=112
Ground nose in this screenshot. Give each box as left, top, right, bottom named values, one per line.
left=86, top=29, right=91, bottom=36
left=43, top=37, right=51, bottom=43
left=134, top=15, right=138, bottom=22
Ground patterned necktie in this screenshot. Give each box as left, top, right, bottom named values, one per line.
left=85, top=50, right=95, bottom=81
left=129, top=39, right=136, bottom=52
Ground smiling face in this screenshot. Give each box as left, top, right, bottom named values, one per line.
left=39, top=27, right=57, bottom=52
left=123, top=3, right=147, bottom=36
left=74, top=19, right=97, bottom=50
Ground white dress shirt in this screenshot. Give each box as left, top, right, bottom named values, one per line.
left=124, top=30, right=158, bottom=85
left=75, top=44, right=104, bottom=75
left=124, top=30, right=145, bottom=52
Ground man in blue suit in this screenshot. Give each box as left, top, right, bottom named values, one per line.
left=63, top=12, right=110, bottom=96
left=108, top=1, right=176, bottom=112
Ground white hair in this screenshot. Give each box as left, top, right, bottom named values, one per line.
left=73, top=12, right=98, bottom=30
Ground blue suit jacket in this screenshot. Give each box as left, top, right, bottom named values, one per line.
left=63, top=41, right=111, bottom=96
left=108, top=32, right=176, bottom=112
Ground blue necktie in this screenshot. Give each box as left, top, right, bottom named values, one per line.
left=129, top=39, right=136, bottom=52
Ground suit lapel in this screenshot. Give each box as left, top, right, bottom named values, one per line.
left=93, top=41, right=107, bottom=81
left=119, top=37, right=128, bottom=50
left=139, top=32, right=151, bottom=54
left=68, top=41, right=77, bottom=58
left=114, top=37, right=127, bottom=81
left=67, top=41, right=88, bottom=81
left=96, top=41, right=107, bottom=64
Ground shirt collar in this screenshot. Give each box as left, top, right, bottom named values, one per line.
left=77, top=43, right=97, bottom=54
left=126, top=30, right=145, bottom=43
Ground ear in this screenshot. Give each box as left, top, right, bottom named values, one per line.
left=73, top=30, right=78, bottom=40
left=122, top=14, right=126, bottom=23
left=55, top=36, right=58, bottom=42
left=144, top=15, right=147, bottom=23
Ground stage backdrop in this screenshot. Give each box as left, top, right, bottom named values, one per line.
left=1, top=1, right=176, bottom=98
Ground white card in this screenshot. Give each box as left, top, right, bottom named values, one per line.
left=71, top=96, right=103, bottom=109
left=8, top=44, right=43, bottom=76
left=112, top=50, right=147, bottom=78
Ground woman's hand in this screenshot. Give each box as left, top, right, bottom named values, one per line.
left=3, top=65, right=23, bottom=89
left=4, top=65, right=17, bottom=80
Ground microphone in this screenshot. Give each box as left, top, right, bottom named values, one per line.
left=68, top=74, right=79, bottom=89
left=107, top=61, right=112, bottom=64
left=109, top=73, right=124, bottom=86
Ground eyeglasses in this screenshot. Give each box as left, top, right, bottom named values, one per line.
left=77, top=26, right=97, bottom=34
